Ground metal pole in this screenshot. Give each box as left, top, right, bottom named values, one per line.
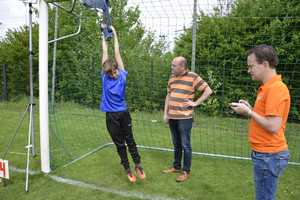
left=150, top=60, right=153, bottom=112
left=3, top=64, right=8, bottom=101
left=25, top=106, right=33, bottom=194
left=29, top=2, right=36, bottom=157
left=48, top=1, right=81, bottom=44
left=191, top=0, right=197, bottom=72
left=92, top=62, right=94, bottom=106
left=51, top=6, right=59, bottom=114
left=2, top=106, right=30, bottom=161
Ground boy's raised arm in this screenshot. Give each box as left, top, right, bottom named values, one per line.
left=102, top=24, right=108, bottom=66
left=110, top=26, right=124, bottom=71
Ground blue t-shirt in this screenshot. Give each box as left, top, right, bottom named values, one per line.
left=100, top=69, right=128, bottom=112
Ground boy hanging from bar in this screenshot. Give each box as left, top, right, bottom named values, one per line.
left=99, top=25, right=146, bottom=182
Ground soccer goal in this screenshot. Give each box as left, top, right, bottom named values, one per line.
left=38, top=0, right=300, bottom=172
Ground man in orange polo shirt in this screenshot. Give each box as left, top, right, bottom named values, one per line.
left=230, top=44, right=290, bottom=200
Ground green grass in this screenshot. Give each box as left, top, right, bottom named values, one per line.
left=0, top=97, right=299, bottom=199
left=48, top=100, right=299, bottom=168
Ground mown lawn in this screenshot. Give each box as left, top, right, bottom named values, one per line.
left=0, top=97, right=299, bottom=199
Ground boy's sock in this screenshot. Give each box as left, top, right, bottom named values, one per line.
left=135, top=163, right=141, bottom=169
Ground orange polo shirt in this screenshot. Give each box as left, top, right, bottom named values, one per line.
left=249, top=75, right=290, bottom=153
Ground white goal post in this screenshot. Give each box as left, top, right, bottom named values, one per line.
left=39, top=0, right=79, bottom=174
left=39, top=0, right=50, bottom=174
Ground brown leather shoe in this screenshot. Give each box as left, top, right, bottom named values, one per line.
left=176, top=171, right=190, bottom=182
left=162, top=167, right=181, bottom=174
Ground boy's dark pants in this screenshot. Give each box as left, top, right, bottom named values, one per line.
left=106, top=110, right=141, bottom=170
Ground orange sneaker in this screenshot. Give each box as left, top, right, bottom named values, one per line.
left=162, top=167, right=181, bottom=174
left=176, top=171, right=190, bottom=182
left=135, top=167, right=146, bottom=179
left=126, top=169, right=136, bottom=182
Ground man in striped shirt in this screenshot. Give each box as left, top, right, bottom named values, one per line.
left=162, top=56, right=212, bottom=182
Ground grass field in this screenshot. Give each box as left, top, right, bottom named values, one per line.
left=0, top=97, right=299, bottom=199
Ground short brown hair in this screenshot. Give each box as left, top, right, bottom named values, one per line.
left=103, top=58, right=118, bottom=74
left=247, top=44, right=278, bottom=69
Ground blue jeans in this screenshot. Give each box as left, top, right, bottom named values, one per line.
left=168, top=118, right=193, bottom=174
left=251, top=148, right=290, bottom=200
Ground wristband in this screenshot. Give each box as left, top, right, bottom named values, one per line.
left=248, top=110, right=252, bottom=116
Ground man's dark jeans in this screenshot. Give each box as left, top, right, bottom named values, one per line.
left=168, top=118, right=194, bottom=174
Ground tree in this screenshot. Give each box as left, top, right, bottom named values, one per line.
left=47, top=0, right=170, bottom=111
left=173, top=0, right=299, bottom=120
left=0, top=0, right=170, bottom=109
left=0, top=23, right=39, bottom=98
